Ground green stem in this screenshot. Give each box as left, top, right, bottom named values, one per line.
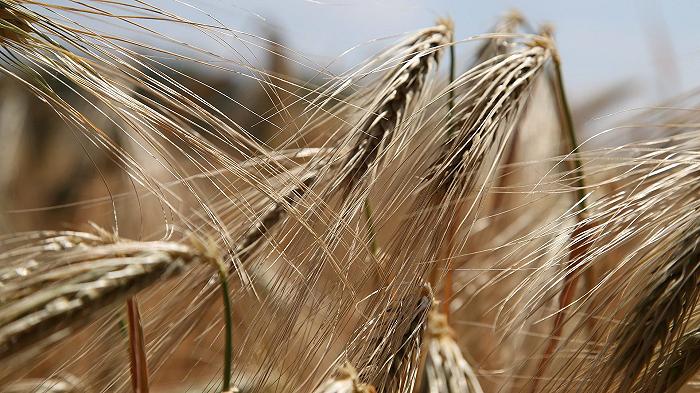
left=551, top=57, right=587, bottom=218
left=446, top=43, right=457, bottom=139
left=217, top=267, right=233, bottom=392
left=448, top=44, right=456, bottom=113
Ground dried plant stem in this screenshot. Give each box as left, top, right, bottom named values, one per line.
left=532, top=52, right=593, bottom=391
left=439, top=218, right=459, bottom=319
left=441, top=269, right=453, bottom=317
left=126, top=298, right=149, bottom=393
left=551, top=56, right=588, bottom=211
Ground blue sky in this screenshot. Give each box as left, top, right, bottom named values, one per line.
left=147, top=0, right=700, bottom=108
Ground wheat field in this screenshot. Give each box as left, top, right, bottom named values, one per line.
left=0, top=2, right=698, bottom=392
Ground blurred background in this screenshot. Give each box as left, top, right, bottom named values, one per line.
left=149, top=0, right=700, bottom=107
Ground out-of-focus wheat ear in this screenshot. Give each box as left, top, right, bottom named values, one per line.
left=233, top=169, right=317, bottom=268
left=335, top=21, right=452, bottom=195
left=420, top=309, right=483, bottom=393
left=0, top=229, right=219, bottom=362
left=351, top=286, right=433, bottom=393
left=314, top=363, right=377, bottom=393
left=475, top=9, right=525, bottom=62
left=639, top=326, right=700, bottom=393
left=0, top=4, right=32, bottom=45
left=600, top=227, right=700, bottom=393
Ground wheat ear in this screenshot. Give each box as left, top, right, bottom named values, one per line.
left=605, top=225, right=700, bottom=393
left=639, top=326, right=700, bottom=393
left=349, top=286, right=433, bottom=393
left=0, top=230, right=219, bottom=361
left=337, top=22, right=452, bottom=193
left=420, top=309, right=483, bottom=393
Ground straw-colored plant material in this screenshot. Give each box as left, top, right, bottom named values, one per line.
left=1, top=2, right=700, bottom=392
left=314, top=363, right=377, bottom=393
left=350, top=286, right=433, bottom=393
left=421, top=309, right=483, bottom=393
left=336, top=22, right=452, bottom=195
left=602, top=224, right=700, bottom=393
left=0, top=228, right=219, bottom=361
